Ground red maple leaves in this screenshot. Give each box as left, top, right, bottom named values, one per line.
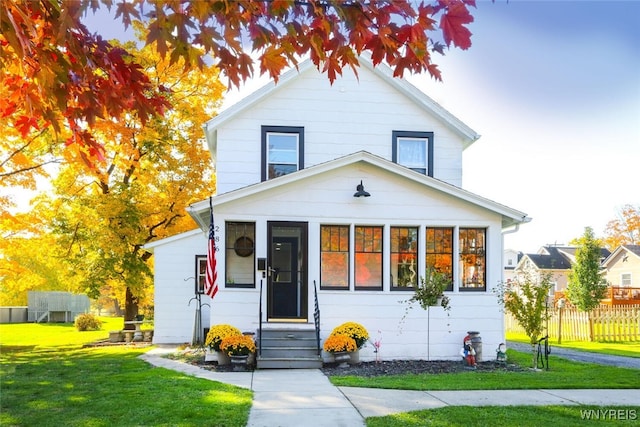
left=1, top=0, right=476, bottom=167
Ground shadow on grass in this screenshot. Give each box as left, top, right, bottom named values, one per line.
left=1, top=345, right=252, bottom=427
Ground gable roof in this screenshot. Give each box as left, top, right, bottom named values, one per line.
left=203, top=56, right=480, bottom=161
left=187, top=150, right=529, bottom=231
left=525, top=246, right=573, bottom=270
left=602, top=244, right=640, bottom=267
left=522, top=245, right=612, bottom=271
left=143, top=228, right=203, bottom=251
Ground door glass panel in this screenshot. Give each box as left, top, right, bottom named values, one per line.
left=268, top=224, right=307, bottom=319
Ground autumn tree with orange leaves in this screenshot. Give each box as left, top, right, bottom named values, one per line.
left=1, top=0, right=476, bottom=174
left=0, top=27, right=225, bottom=317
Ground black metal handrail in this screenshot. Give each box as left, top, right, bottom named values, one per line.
left=259, top=279, right=263, bottom=357
left=313, top=280, right=321, bottom=355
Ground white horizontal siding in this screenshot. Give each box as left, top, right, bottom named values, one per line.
left=215, top=65, right=464, bottom=194
left=152, top=231, right=210, bottom=344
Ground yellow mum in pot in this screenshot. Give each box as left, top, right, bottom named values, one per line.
left=323, top=334, right=357, bottom=353
left=329, top=322, right=369, bottom=349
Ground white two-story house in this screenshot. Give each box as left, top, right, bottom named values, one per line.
left=146, top=57, right=530, bottom=367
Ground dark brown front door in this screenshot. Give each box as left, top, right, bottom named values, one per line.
left=267, top=222, right=308, bottom=320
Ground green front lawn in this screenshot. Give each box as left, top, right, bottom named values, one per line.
left=367, top=405, right=640, bottom=426
left=330, top=349, right=640, bottom=390
left=507, top=332, right=640, bottom=358
left=0, top=320, right=252, bottom=427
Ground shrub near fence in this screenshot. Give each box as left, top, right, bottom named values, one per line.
left=505, top=305, right=640, bottom=342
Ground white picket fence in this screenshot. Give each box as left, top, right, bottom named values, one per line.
left=505, top=305, right=640, bottom=342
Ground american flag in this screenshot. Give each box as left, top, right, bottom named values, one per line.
left=204, top=198, right=218, bottom=299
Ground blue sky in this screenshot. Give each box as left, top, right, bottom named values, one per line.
left=412, top=0, right=640, bottom=252
left=84, top=1, right=639, bottom=253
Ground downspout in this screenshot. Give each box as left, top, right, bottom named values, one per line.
left=502, top=223, right=520, bottom=236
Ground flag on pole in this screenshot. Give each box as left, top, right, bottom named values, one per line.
left=204, top=197, right=218, bottom=299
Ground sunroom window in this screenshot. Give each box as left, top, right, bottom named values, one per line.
left=320, top=225, right=350, bottom=289
left=391, top=226, right=418, bottom=289
left=261, top=126, right=304, bottom=181
left=459, top=228, right=486, bottom=291
left=426, top=227, right=454, bottom=291
left=354, top=226, right=383, bottom=290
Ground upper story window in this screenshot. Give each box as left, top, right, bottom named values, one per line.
left=392, top=131, right=434, bottom=176
left=391, top=226, right=418, bottom=289
left=225, top=222, right=256, bottom=288
left=459, top=228, right=486, bottom=291
left=261, top=126, right=304, bottom=181
left=621, top=273, right=632, bottom=287
left=426, top=227, right=454, bottom=291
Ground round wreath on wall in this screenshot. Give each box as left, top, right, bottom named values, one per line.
left=234, top=236, right=254, bottom=257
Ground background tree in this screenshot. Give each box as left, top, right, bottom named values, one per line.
left=603, top=204, right=640, bottom=250
left=566, top=227, right=608, bottom=315
left=495, top=271, right=553, bottom=369
left=0, top=28, right=224, bottom=318
left=1, top=0, right=476, bottom=170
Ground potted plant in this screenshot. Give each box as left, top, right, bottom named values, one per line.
left=328, top=322, right=369, bottom=349
left=205, top=324, right=242, bottom=365
left=327, top=322, right=369, bottom=364
left=220, top=334, right=256, bottom=371
left=323, top=335, right=357, bottom=366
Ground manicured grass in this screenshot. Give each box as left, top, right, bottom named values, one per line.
left=329, top=349, right=640, bottom=390
left=0, top=321, right=252, bottom=427
left=507, top=332, right=640, bottom=358
left=367, top=405, right=640, bottom=426
left=0, top=317, right=123, bottom=348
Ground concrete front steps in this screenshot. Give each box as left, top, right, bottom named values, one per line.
left=257, top=326, right=323, bottom=369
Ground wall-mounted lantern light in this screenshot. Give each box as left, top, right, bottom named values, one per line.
left=353, top=180, right=371, bottom=198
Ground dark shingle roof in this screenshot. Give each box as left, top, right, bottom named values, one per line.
left=623, top=245, right=640, bottom=257
left=527, top=247, right=572, bottom=270
left=525, top=245, right=612, bottom=270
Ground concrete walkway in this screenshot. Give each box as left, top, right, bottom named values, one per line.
left=141, top=347, right=640, bottom=426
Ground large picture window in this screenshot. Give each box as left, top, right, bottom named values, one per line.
left=392, top=131, right=434, bottom=176
left=320, top=225, right=350, bottom=289
left=426, top=227, right=454, bottom=291
left=459, top=228, right=486, bottom=291
left=354, top=226, right=383, bottom=290
left=225, top=222, right=255, bottom=288
left=391, top=227, right=418, bottom=289
left=261, top=126, right=304, bottom=181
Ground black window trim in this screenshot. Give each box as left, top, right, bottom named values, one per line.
left=392, top=130, right=434, bottom=177
left=195, top=255, right=207, bottom=295
left=458, top=227, right=487, bottom=292
left=319, top=224, right=351, bottom=291
left=261, top=125, right=305, bottom=181
left=390, top=226, right=420, bottom=291
left=225, top=221, right=256, bottom=289
left=354, top=225, right=384, bottom=291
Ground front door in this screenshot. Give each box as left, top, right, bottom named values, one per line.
left=267, top=222, right=308, bottom=321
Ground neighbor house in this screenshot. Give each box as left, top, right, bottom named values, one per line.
left=602, top=245, right=640, bottom=305
left=514, top=245, right=614, bottom=302
left=146, top=57, right=530, bottom=367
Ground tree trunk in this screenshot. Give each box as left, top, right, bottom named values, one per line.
left=531, top=343, right=538, bottom=370
left=123, top=287, right=139, bottom=330
left=113, top=298, right=123, bottom=316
